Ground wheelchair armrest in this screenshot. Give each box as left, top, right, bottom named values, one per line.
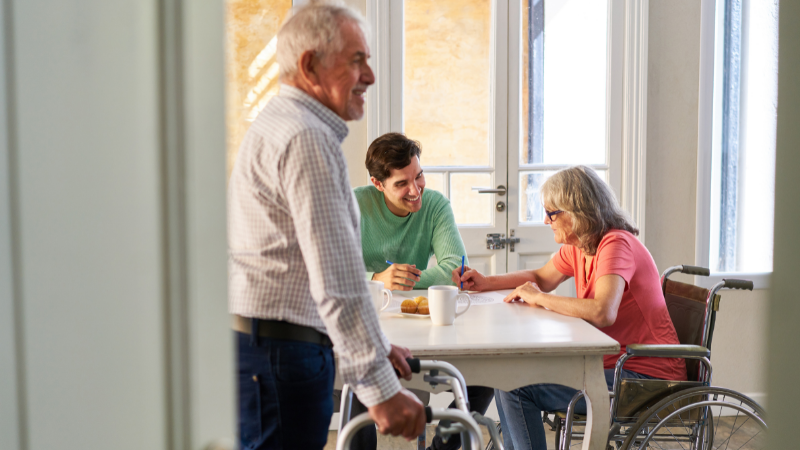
left=626, top=344, right=710, bottom=358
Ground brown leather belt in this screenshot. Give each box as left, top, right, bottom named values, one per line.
left=232, top=315, right=333, bottom=348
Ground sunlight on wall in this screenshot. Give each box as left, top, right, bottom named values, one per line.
left=225, top=0, right=292, bottom=179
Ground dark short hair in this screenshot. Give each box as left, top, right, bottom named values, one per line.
left=365, top=133, right=422, bottom=183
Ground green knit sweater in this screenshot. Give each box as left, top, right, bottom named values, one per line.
left=354, top=186, right=468, bottom=289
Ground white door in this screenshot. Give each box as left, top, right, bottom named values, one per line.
left=381, top=0, right=510, bottom=276
left=506, top=0, right=623, bottom=296
left=371, top=0, right=624, bottom=282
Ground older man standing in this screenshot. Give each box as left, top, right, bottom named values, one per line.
left=227, top=1, right=426, bottom=449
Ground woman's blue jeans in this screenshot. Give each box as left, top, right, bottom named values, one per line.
left=495, top=369, right=654, bottom=450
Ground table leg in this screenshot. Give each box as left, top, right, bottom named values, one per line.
left=581, top=356, right=610, bottom=450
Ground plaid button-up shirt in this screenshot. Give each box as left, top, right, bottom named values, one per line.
left=228, top=85, right=400, bottom=406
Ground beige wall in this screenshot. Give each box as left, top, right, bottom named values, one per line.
left=340, top=0, right=767, bottom=398
left=645, top=0, right=700, bottom=275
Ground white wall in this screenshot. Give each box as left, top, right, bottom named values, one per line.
left=0, top=1, right=233, bottom=449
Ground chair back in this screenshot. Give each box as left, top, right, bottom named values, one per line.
left=663, top=279, right=710, bottom=381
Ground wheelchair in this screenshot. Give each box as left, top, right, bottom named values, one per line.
left=337, top=359, right=504, bottom=450
left=488, top=264, right=767, bottom=450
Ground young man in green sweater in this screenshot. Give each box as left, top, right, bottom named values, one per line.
left=355, top=132, right=467, bottom=289
left=346, top=132, right=494, bottom=450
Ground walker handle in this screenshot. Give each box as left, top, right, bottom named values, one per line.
left=392, top=357, right=422, bottom=378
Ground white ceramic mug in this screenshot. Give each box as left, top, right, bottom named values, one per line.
left=367, top=280, right=392, bottom=312
left=427, top=285, right=471, bottom=326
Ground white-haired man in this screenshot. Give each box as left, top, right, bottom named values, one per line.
left=227, top=1, right=426, bottom=449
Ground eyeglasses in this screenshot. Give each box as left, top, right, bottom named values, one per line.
left=545, top=209, right=564, bottom=222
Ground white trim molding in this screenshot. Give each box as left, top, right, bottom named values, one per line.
left=620, top=0, right=649, bottom=243
left=695, top=0, right=717, bottom=273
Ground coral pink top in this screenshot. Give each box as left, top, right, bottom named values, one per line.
left=552, top=230, right=687, bottom=381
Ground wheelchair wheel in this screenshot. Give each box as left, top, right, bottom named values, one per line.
left=621, top=386, right=766, bottom=449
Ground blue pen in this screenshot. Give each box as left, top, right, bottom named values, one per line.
left=386, top=260, right=394, bottom=265
left=460, top=255, right=465, bottom=290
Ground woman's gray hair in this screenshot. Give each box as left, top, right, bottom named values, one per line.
left=277, top=0, right=369, bottom=80
left=541, top=165, right=639, bottom=255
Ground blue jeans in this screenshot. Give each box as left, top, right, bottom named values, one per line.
left=237, top=330, right=335, bottom=450
left=495, top=369, right=655, bottom=450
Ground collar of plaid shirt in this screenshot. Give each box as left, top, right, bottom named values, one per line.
left=278, top=84, right=350, bottom=143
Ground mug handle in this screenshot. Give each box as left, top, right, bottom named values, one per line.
left=380, top=289, right=392, bottom=312
left=455, top=293, right=471, bottom=317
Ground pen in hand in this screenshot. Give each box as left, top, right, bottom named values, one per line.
left=460, top=255, right=465, bottom=290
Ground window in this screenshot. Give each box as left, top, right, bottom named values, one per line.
left=706, top=0, right=778, bottom=277
left=224, top=0, right=293, bottom=180
left=366, top=0, right=638, bottom=278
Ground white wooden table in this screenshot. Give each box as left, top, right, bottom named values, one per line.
left=350, top=290, right=620, bottom=450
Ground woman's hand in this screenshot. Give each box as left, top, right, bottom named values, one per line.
left=451, top=265, right=491, bottom=291
left=503, top=281, right=545, bottom=306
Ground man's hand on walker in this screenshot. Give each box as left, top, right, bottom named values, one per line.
left=368, top=389, right=426, bottom=440
left=388, top=344, right=413, bottom=381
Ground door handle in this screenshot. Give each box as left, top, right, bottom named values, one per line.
left=471, top=185, right=506, bottom=196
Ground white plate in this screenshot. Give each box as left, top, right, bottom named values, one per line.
left=396, top=312, right=430, bottom=319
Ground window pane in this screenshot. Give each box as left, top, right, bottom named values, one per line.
left=519, top=169, right=607, bottom=224
left=709, top=0, right=776, bottom=273
left=423, top=172, right=445, bottom=197
left=450, top=173, right=492, bottom=225
left=225, top=0, right=292, bottom=179
left=405, top=0, right=492, bottom=167
left=520, top=0, right=608, bottom=165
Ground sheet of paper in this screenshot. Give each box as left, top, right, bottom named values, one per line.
left=458, top=289, right=513, bottom=306
left=384, top=289, right=514, bottom=310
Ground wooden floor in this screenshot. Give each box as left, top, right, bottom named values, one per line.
left=325, top=416, right=765, bottom=449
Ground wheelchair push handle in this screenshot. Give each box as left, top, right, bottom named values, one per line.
left=723, top=278, right=754, bottom=291
left=680, top=265, right=710, bottom=276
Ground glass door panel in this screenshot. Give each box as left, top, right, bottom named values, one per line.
left=401, top=0, right=507, bottom=276
left=403, top=0, right=493, bottom=167
left=508, top=0, right=611, bottom=296
left=450, top=173, right=493, bottom=225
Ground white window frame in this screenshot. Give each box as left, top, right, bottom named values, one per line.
left=366, top=0, right=649, bottom=238
left=694, top=0, right=771, bottom=290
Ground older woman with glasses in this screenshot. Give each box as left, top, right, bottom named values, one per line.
left=452, top=166, right=686, bottom=450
